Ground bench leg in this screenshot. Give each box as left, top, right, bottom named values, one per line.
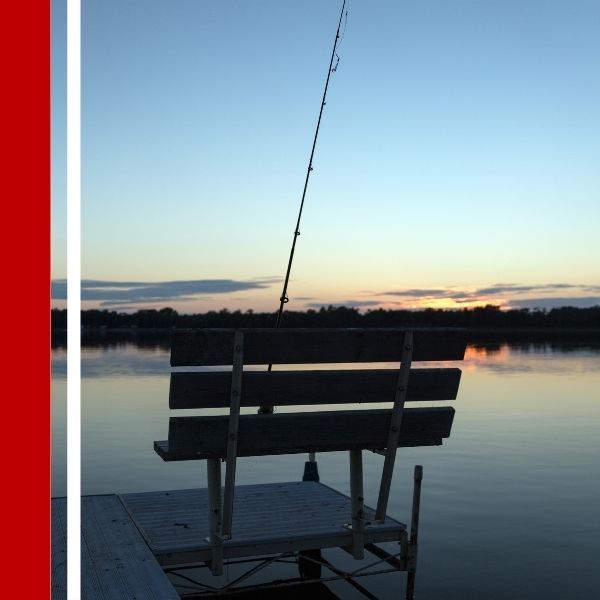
left=350, top=449, right=365, bottom=559
left=207, top=458, right=223, bottom=576
left=406, top=465, right=423, bottom=600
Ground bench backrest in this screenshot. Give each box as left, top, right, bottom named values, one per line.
left=165, top=328, right=466, bottom=455
left=171, top=327, right=465, bottom=366
left=170, top=327, right=465, bottom=411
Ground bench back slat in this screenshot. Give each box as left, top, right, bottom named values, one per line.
left=157, top=407, right=454, bottom=460
left=170, top=328, right=466, bottom=366
left=169, top=367, right=461, bottom=409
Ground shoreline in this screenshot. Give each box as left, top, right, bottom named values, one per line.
left=51, top=326, right=600, bottom=334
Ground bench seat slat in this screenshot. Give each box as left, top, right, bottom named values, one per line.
left=170, top=328, right=466, bottom=366
left=169, top=368, right=462, bottom=409
left=154, top=407, right=454, bottom=461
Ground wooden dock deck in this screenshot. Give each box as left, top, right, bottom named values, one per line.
left=52, top=495, right=179, bottom=599
left=52, top=482, right=407, bottom=598
left=121, top=481, right=406, bottom=567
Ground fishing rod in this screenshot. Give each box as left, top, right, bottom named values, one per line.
left=262, top=0, right=347, bottom=394
left=270, top=0, right=347, bottom=337
left=261, top=1, right=348, bottom=482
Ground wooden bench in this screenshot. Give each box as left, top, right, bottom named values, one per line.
left=152, top=327, right=466, bottom=598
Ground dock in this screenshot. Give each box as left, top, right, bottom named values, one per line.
left=52, top=481, right=407, bottom=598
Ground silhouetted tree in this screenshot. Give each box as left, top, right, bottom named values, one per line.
left=51, top=304, right=600, bottom=331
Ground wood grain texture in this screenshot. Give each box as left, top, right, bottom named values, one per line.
left=170, top=328, right=466, bottom=366
left=121, top=481, right=406, bottom=565
left=154, top=407, right=454, bottom=460
left=51, top=498, right=67, bottom=600
left=169, top=367, right=462, bottom=409
left=51, top=495, right=180, bottom=600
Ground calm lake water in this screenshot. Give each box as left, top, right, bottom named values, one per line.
left=52, top=335, right=600, bottom=599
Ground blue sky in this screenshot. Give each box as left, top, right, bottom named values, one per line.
left=52, top=0, right=600, bottom=312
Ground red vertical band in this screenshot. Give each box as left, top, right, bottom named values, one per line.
left=1, top=1, right=51, bottom=598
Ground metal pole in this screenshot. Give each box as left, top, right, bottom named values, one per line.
left=207, top=458, right=223, bottom=575
left=350, top=449, right=365, bottom=559
left=406, top=465, right=423, bottom=600
left=375, top=331, right=414, bottom=521
left=410, top=465, right=423, bottom=545
left=222, top=331, right=244, bottom=538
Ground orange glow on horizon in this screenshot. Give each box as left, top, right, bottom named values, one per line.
left=381, top=297, right=510, bottom=311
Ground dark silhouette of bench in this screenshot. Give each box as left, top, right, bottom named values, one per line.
left=152, top=327, right=465, bottom=598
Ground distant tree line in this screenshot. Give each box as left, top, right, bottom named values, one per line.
left=51, top=304, right=600, bottom=330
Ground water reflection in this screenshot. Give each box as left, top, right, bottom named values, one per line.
left=463, top=341, right=600, bottom=375
left=51, top=334, right=600, bottom=600
left=51, top=333, right=600, bottom=378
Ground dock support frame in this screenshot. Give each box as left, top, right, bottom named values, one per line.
left=166, top=544, right=408, bottom=598
left=206, top=458, right=223, bottom=575
left=406, top=464, right=423, bottom=600
left=206, top=330, right=244, bottom=575
left=221, top=330, right=244, bottom=539
left=375, top=331, right=413, bottom=522
left=349, top=449, right=365, bottom=559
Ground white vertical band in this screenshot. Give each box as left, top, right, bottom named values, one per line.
left=66, top=0, right=81, bottom=597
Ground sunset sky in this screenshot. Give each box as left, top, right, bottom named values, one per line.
left=52, top=0, right=600, bottom=313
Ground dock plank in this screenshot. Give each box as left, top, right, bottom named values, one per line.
left=51, top=495, right=180, bottom=600
left=121, top=481, right=406, bottom=567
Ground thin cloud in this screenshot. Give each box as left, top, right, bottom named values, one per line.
left=245, top=276, right=282, bottom=285
left=51, top=278, right=279, bottom=304
left=305, top=300, right=383, bottom=309
left=379, top=283, right=600, bottom=303
left=507, top=297, right=600, bottom=310
left=380, top=288, right=479, bottom=304
left=99, top=297, right=203, bottom=308
left=381, top=288, right=465, bottom=298
left=476, top=283, right=579, bottom=295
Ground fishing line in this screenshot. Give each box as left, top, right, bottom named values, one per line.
left=332, top=7, right=349, bottom=72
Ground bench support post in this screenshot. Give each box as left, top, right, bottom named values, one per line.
left=221, top=331, right=244, bottom=539
left=207, top=458, right=223, bottom=575
left=406, top=464, right=423, bottom=599
left=375, top=331, right=414, bottom=521
left=349, top=449, right=365, bottom=559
